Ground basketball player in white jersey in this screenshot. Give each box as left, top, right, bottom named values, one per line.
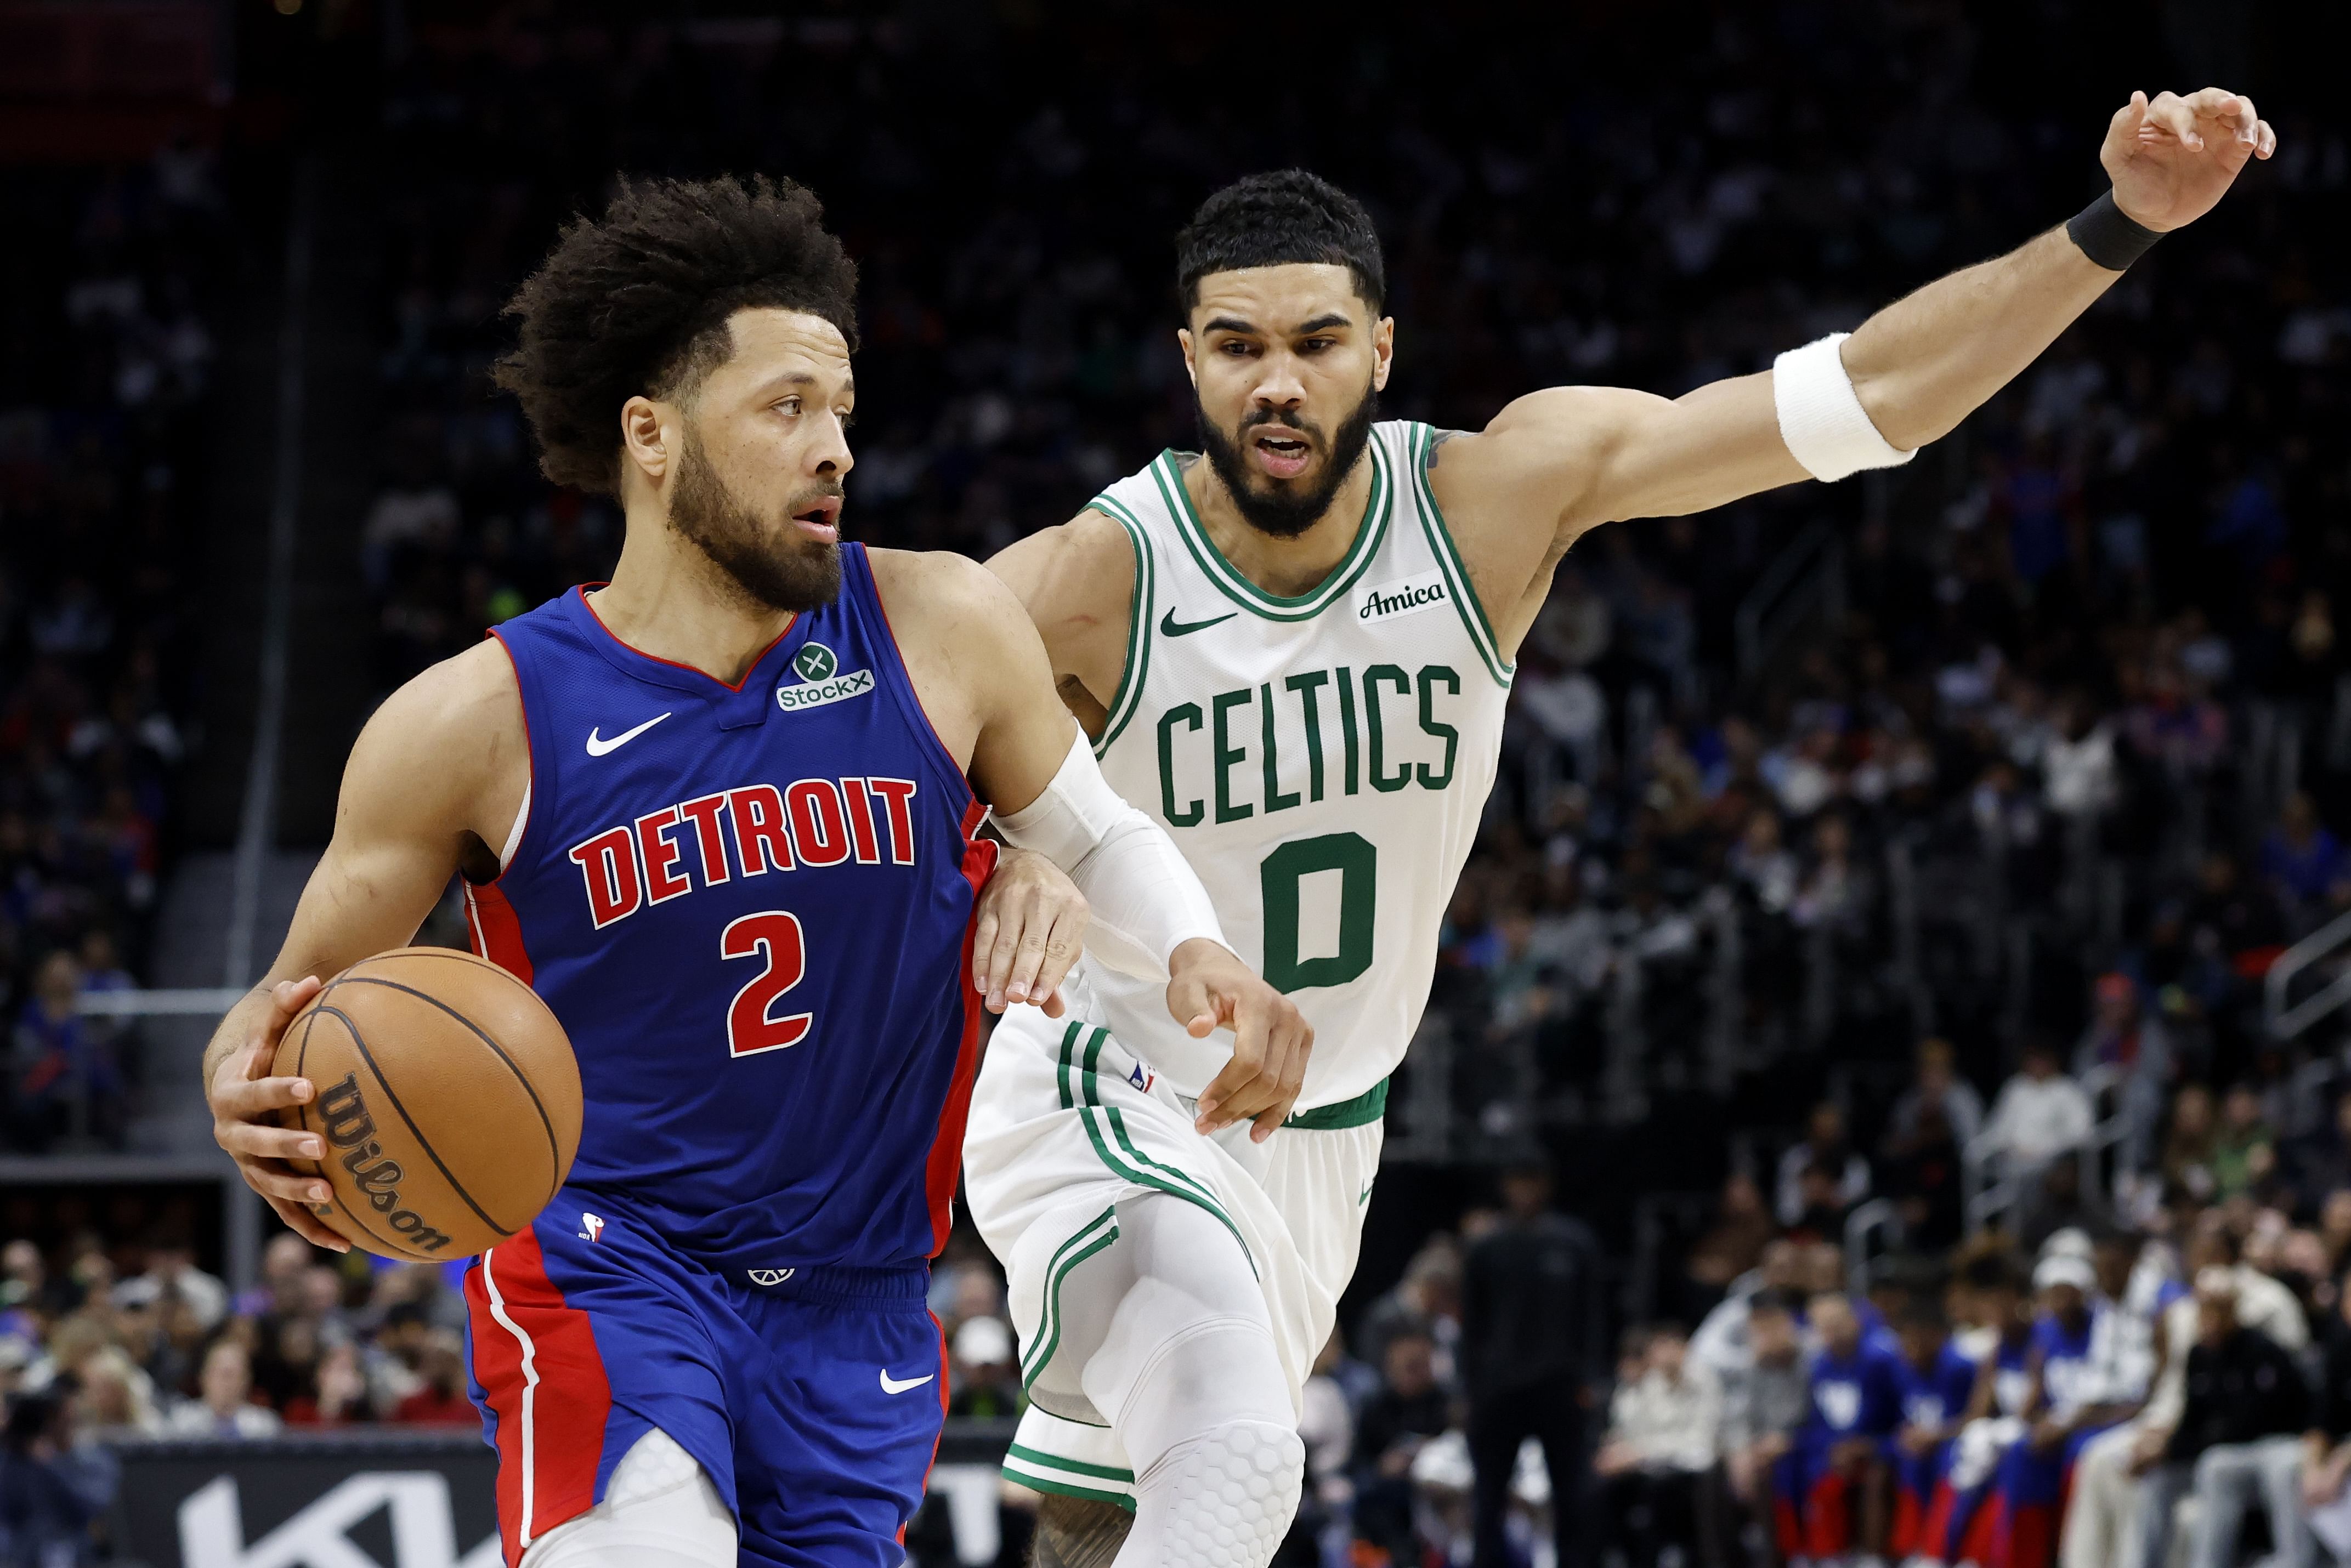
left=962, top=87, right=2272, bottom=1567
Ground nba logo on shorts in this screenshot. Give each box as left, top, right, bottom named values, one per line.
left=579, top=1212, right=605, bottom=1243
left=1129, top=1061, right=1154, bottom=1093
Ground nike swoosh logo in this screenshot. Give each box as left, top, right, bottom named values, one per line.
left=879, top=1370, right=936, bottom=1395
left=585, top=712, right=673, bottom=757
left=1160, top=607, right=1238, bottom=638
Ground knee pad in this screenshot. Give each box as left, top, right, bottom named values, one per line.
left=1125, top=1421, right=1305, bottom=1568
left=521, top=1429, right=735, bottom=1568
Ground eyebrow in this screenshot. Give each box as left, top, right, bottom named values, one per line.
left=1294, top=314, right=1352, bottom=335
left=761, top=371, right=854, bottom=397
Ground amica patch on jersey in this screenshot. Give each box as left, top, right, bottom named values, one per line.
left=1355, top=570, right=1449, bottom=624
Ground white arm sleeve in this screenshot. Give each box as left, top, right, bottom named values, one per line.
left=992, top=730, right=1228, bottom=981
left=1771, top=332, right=1918, bottom=482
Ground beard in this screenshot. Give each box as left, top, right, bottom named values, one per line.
left=1194, top=379, right=1379, bottom=540
left=667, top=424, right=842, bottom=613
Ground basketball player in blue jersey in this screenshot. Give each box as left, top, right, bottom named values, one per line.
left=196, top=174, right=1308, bottom=1568
left=972, top=84, right=2274, bottom=1568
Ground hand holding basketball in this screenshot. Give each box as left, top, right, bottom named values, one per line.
left=2102, top=88, right=2275, bottom=233
left=208, top=975, right=349, bottom=1252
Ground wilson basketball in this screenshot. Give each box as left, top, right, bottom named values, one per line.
left=273, top=947, right=582, bottom=1261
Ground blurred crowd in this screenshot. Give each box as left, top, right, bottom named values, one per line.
left=0, top=147, right=223, bottom=1154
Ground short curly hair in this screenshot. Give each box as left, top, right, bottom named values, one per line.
left=493, top=174, right=860, bottom=494
left=1175, top=169, right=1385, bottom=317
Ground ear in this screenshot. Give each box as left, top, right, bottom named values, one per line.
left=620, top=396, right=673, bottom=484
left=1371, top=316, right=1396, bottom=393
left=1176, top=327, right=1198, bottom=390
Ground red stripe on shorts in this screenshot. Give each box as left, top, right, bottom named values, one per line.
left=464, top=1225, right=611, bottom=1565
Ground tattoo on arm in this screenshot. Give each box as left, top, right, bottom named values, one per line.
left=1032, top=1494, right=1131, bottom=1568
left=1423, top=429, right=1466, bottom=469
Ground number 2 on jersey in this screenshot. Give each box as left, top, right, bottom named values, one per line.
left=721, top=910, right=813, bottom=1055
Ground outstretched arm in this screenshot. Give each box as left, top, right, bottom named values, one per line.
left=1440, top=87, right=2275, bottom=572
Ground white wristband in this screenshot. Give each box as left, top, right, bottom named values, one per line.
left=1771, top=332, right=1917, bottom=482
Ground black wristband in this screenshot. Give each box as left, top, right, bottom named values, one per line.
left=2066, top=190, right=2163, bottom=271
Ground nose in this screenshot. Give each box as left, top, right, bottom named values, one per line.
left=1249, top=350, right=1307, bottom=413
left=812, top=410, right=854, bottom=477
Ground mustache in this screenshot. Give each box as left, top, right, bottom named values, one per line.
left=1239, top=407, right=1318, bottom=440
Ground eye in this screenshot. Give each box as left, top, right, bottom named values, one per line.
left=777, top=395, right=802, bottom=416
left=1219, top=340, right=1256, bottom=357
left=1299, top=338, right=1334, bottom=354
left=837, top=410, right=856, bottom=431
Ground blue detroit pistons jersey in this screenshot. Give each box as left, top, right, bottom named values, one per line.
left=463, top=544, right=996, bottom=1274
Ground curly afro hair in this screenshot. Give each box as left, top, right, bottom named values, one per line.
left=493, top=174, right=860, bottom=495
left=1175, top=169, right=1384, bottom=317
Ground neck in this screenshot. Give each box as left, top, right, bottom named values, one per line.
left=592, top=505, right=801, bottom=686
left=1186, top=448, right=1375, bottom=599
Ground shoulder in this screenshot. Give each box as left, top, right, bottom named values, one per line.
left=360, top=638, right=523, bottom=768
left=333, top=637, right=525, bottom=846
left=987, top=508, right=1136, bottom=615
left=865, top=546, right=1053, bottom=686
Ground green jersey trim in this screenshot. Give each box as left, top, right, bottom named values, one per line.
left=1282, top=1075, right=1390, bottom=1130
left=1086, top=496, right=1157, bottom=755
left=1409, top=423, right=1515, bottom=688
left=1149, top=443, right=1391, bottom=621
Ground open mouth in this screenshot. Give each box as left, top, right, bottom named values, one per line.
left=1251, top=430, right=1313, bottom=480
left=790, top=496, right=842, bottom=541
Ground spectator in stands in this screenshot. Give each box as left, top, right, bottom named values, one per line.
left=1460, top=1161, right=1604, bottom=1568
left=1980, top=1038, right=2095, bottom=1174
left=947, top=1316, right=1021, bottom=1419
left=1881, top=1092, right=1968, bottom=1252
left=1684, top=1172, right=1776, bottom=1311
left=281, top=1341, right=372, bottom=1427
left=1692, top=1240, right=1806, bottom=1382
left=163, top=1338, right=277, bottom=1439
left=1594, top=1321, right=1717, bottom=1568
left=2287, top=1095, right=2351, bottom=1221
left=2211, top=1082, right=2279, bottom=1201
left=2303, top=1262, right=2351, bottom=1558
left=1715, top=1291, right=1807, bottom=1556
left=1358, top=1237, right=1464, bottom=1390
left=114, top=1235, right=226, bottom=1333
left=2261, top=790, right=2349, bottom=930
left=2166, top=1085, right=2224, bottom=1200
left=2060, top=1229, right=2180, bottom=1568
left=2132, top=1268, right=2311, bottom=1568
left=2074, top=973, right=2172, bottom=1171
left=9, top=950, right=124, bottom=1151
left=1296, top=1334, right=1356, bottom=1554
left=1350, top=1328, right=1452, bottom=1567
left=0, top=1385, right=113, bottom=1567
left=2015, top=1155, right=2110, bottom=1257
left=390, top=1328, right=473, bottom=1426
left=1775, top=1101, right=1871, bottom=1229
left=1887, top=1037, right=1987, bottom=1154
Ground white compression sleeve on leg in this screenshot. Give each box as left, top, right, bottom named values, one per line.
left=520, top=1428, right=735, bottom=1568
left=993, top=730, right=1226, bottom=980
left=1063, top=1196, right=1304, bottom=1568
left=1772, top=332, right=1919, bottom=481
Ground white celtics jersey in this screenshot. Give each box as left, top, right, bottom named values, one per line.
left=1072, top=421, right=1512, bottom=1114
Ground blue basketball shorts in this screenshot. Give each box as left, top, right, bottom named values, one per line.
left=462, top=1189, right=947, bottom=1568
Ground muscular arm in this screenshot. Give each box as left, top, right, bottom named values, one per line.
left=201, top=639, right=525, bottom=1245
left=1427, top=87, right=2275, bottom=646
left=984, top=509, right=1136, bottom=736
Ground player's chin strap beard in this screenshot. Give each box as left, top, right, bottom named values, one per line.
left=1194, top=384, right=1379, bottom=541
left=668, top=428, right=843, bottom=613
